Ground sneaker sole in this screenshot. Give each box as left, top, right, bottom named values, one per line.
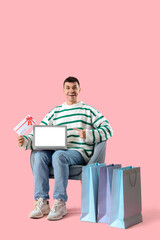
left=30, top=209, right=50, bottom=219
left=47, top=210, right=67, bottom=221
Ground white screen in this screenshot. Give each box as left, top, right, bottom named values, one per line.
left=35, top=127, right=66, bottom=147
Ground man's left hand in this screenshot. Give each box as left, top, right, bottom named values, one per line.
left=73, top=128, right=86, bottom=139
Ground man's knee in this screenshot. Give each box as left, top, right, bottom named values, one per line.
left=52, top=150, right=68, bottom=166
left=33, top=151, right=51, bottom=166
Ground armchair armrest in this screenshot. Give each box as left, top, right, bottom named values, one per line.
left=87, top=141, right=107, bottom=165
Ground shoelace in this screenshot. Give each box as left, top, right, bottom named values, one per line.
left=51, top=205, right=59, bottom=213
left=51, top=202, right=64, bottom=212
left=34, top=199, right=44, bottom=211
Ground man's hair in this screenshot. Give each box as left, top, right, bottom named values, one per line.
left=63, top=76, right=80, bottom=87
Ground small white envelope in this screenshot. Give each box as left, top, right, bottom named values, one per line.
left=14, top=115, right=36, bottom=135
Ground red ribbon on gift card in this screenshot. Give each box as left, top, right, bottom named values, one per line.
left=26, top=116, right=35, bottom=126
left=16, top=116, right=35, bottom=132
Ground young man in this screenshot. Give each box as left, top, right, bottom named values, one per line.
left=17, top=76, right=113, bottom=221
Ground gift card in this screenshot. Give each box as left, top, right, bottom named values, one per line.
left=14, top=115, right=36, bottom=135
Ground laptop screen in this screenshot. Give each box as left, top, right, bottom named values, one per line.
left=33, top=125, right=67, bottom=150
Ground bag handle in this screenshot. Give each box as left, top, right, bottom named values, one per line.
left=129, top=170, right=137, bottom=187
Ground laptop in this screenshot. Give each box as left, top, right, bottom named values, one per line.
left=33, top=125, right=67, bottom=150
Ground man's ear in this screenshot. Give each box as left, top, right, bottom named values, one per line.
left=79, top=88, right=81, bottom=93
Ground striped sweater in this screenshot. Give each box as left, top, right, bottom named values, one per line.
left=21, top=101, right=113, bottom=163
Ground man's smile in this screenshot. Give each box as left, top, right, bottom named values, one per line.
left=68, top=94, right=76, bottom=96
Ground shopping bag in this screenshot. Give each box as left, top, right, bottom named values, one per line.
left=80, top=163, right=106, bottom=223
left=97, top=164, right=121, bottom=223
left=109, top=167, right=142, bottom=229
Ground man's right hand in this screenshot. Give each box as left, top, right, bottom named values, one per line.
left=17, top=135, right=24, bottom=147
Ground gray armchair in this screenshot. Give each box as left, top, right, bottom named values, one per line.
left=30, top=141, right=107, bottom=180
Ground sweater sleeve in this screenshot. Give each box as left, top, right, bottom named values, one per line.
left=19, top=110, right=54, bottom=150
left=85, top=106, right=113, bottom=144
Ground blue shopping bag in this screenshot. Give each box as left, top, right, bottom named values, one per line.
left=80, top=163, right=106, bottom=223
left=109, top=167, right=142, bottom=229
left=97, top=164, right=121, bottom=223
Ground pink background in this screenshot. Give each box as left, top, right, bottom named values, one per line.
left=1, top=0, right=160, bottom=238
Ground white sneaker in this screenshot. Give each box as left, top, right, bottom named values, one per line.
left=47, top=199, right=67, bottom=221
left=29, top=198, right=50, bottom=219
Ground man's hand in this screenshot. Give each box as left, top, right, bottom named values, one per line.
left=17, top=135, right=24, bottom=147
left=73, top=128, right=86, bottom=139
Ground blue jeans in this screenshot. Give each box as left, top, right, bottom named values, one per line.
left=32, top=150, right=85, bottom=202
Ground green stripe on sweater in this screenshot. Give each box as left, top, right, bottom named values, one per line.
left=28, top=136, right=33, bottom=150
left=102, top=125, right=112, bottom=137
left=48, top=114, right=54, bottom=121
left=67, top=127, right=84, bottom=131
left=68, top=141, right=94, bottom=147
left=48, top=105, right=63, bottom=114
left=54, top=107, right=96, bottom=117
left=104, top=120, right=109, bottom=124
left=92, top=129, right=95, bottom=143
left=23, top=135, right=29, bottom=150
left=100, top=127, right=108, bottom=140
left=57, top=120, right=92, bottom=126
left=41, top=121, right=48, bottom=125
left=92, top=115, right=104, bottom=126
left=97, top=129, right=102, bottom=142
left=67, top=134, right=80, bottom=138
left=53, top=113, right=91, bottom=121
left=23, top=135, right=28, bottom=140
left=82, top=103, right=100, bottom=114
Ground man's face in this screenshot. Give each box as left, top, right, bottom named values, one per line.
left=63, top=82, right=81, bottom=104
